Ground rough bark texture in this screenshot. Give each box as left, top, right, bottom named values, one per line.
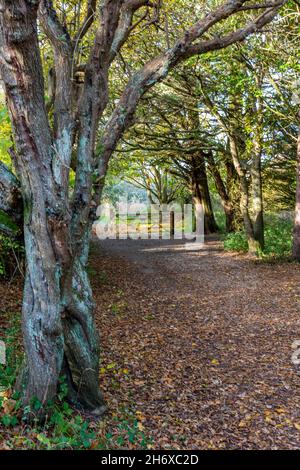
left=293, top=127, right=300, bottom=260
left=251, top=74, right=265, bottom=250
left=207, top=153, right=237, bottom=232
left=0, top=0, right=286, bottom=411
left=0, top=1, right=104, bottom=412
left=229, top=137, right=259, bottom=254
left=251, top=146, right=264, bottom=249
left=192, top=157, right=218, bottom=234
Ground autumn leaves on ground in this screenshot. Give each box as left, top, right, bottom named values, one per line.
left=2, top=238, right=300, bottom=449
left=95, top=239, right=300, bottom=449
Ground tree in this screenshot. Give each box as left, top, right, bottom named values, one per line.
left=117, top=85, right=220, bottom=233
left=0, top=0, right=286, bottom=412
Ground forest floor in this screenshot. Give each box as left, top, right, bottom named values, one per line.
left=1, top=237, right=300, bottom=449
left=92, top=237, right=300, bottom=449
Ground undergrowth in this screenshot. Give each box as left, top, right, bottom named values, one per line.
left=223, top=214, right=293, bottom=260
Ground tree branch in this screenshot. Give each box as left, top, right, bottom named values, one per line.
left=39, top=0, right=74, bottom=186
left=74, top=0, right=97, bottom=43
left=95, top=0, right=286, bottom=201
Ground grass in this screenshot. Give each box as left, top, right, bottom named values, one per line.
left=223, top=213, right=293, bottom=260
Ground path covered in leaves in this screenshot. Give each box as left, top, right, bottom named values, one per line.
left=92, top=238, right=300, bottom=449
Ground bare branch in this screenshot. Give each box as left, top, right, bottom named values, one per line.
left=39, top=0, right=72, bottom=56
left=74, top=0, right=97, bottom=43
left=109, top=0, right=154, bottom=63
left=184, top=4, right=286, bottom=58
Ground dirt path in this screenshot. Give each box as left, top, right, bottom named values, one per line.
left=91, top=237, right=300, bottom=449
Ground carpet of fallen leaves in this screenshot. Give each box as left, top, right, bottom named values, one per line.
left=1, top=237, right=300, bottom=449
left=91, top=238, right=300, bottom=449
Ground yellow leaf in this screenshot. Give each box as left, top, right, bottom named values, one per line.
left=211, top=359, right=219, bottom=365
left=238, top=420, right=247, bottom=428
left=136, top=410, right=146, bottom=421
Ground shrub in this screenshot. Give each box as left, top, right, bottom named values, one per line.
left=223, top=214, right=293, bottom=258
left=223, top=231, right=248, bottom=252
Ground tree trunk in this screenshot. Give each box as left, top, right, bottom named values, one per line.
left=0, top=2, right=105, bottom=413
left=62, top=251, right=106, bottom=412
left=207, top=153, right=237, bottom=232
left=226, top=160, right=243, bottom=231
left=251, top=149, right=264, bottom=250
left=293, top=127, right=300, bottom=260
left=251, top=73, right=264, bottom=250
left=192, top=159, right=218, bottom=234
left=18, top=221, right=105, bottom=412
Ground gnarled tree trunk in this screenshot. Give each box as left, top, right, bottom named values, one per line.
left=0, top=1, right=105, bottom=412
left=206, top=152, right=239, bottom=233
left=229, top=136, right=260, bottom=254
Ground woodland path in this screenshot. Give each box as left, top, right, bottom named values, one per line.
left=92, top=237, right=300, bottom=449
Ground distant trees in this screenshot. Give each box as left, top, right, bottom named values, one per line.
left=113, top=13, right=300, bottom=254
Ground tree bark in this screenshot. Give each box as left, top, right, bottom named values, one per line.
left=250, top=75, right=265, bottom=250
left=0, top=1, right=105, bottom=413
left=192, top=158, right=218, bottom=234
left=293, top=126, right=300, bottom=260
left=206, top=153, right=237, bottom=232
left=251, top=144, right=264, bottom=250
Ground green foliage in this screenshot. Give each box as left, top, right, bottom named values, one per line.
left=223, top=231, right=249, bottom=253
left=263, top=215, right=293, bottom=258
left=0, top=105, right=12, bottom=166
left=0, top=232, right=24, bottom=279
left=223, top=214, right=293, bottom=259
left=0, top=315, right=22, bottom=390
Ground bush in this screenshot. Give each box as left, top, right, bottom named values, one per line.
left=263, top=216, right=293, bottom=258
left=223, top=214, right=293, bottom=258
left=223, top=231, right=248, bottom=252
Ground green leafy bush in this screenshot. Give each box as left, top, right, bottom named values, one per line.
left=223, top=231, right=248, bottom=252
left=263, top=215, right=293, bottom=258
left=223, top=214, right=293, bottom=258
left=0, top=233, right=24, bottom=279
